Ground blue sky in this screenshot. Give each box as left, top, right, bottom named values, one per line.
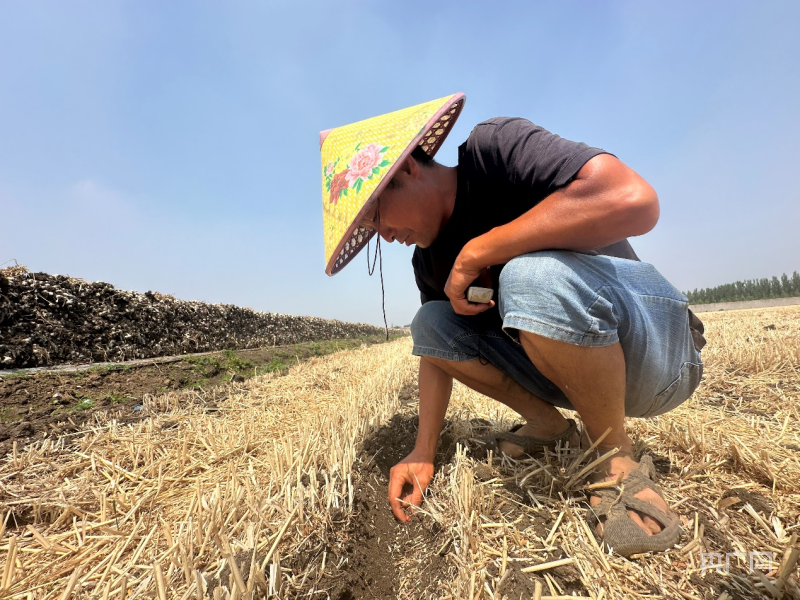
left=1, top=1, right=798, bottom=327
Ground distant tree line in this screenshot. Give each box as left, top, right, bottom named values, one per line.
left=685, top=272, right=800, bottom=304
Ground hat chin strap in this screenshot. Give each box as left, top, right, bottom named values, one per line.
left=366, top=201, right=389, bottom=341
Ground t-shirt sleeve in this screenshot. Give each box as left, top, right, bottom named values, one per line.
left=465, top=117, right=610, bottom=194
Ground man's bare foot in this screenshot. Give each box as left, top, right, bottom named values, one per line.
left=496, top=421, right=583, bottom=458
left=588, top=453, right=671, bottom=536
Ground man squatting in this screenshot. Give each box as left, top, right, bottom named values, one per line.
left=320, top=95, right=705, bottom=556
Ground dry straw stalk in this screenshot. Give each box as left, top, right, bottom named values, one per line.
left=0, top=306, right=799, bottom=598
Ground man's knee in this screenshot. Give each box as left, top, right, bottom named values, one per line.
left=499, top=252, right=619, bottom=346
left=410, top=301, right=450, bottom=344
left=499, top=251, right=582, bottom=302
left=411, top=301, right=493, bottom=360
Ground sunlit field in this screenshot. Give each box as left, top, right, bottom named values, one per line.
left=1, top=307, right=798, bottom=599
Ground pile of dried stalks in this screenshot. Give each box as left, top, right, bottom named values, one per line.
left=0, top=266, right=383, bottom=368
left=0, top=307, right=798, bottom=599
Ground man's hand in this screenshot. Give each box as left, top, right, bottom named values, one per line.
left=444, top=258, right=495, bottom=316
left=387, top=449, right=435, bottom=522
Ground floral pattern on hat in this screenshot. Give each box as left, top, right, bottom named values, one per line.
left=320, top=93, right=465, bottom=275
left=325, top=143, right=390, bottom=205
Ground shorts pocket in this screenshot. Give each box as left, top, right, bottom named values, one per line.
left=643, top=361, right=704, bottom=418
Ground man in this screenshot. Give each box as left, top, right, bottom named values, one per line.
left=320, top=93, right=704, bottom=556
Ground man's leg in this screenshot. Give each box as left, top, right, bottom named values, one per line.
left=422, top=355, right=579, bottom=447
left=421, top=341, right=664, bottom=536
left=411, top=301, right=582, bottom=450
left=517, top=333, right=664, bottom=535
left=494, top=250, right=703, bottom=539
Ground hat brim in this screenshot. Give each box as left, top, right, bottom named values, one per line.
left=322, top=93, right=465, bottom=276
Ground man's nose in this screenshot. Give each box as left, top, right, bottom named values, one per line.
left=379, top=227, right=397, bottom=243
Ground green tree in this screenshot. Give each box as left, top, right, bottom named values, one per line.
left=685, top=270, right=800, bottom=304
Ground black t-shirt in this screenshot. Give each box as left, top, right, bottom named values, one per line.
left=412, top=117, right=639, bottom=305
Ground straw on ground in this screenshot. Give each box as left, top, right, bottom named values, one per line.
left=0, top=307, right=798, bottom=598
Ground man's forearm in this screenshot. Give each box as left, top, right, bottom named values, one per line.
left=415, top=357, right=454, bottom=459
left=460, top=154, right=659, bottom=270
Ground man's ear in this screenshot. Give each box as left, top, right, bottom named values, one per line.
left=396, top=155, right=419, bottom=180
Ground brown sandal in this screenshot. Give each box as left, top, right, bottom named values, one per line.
left=586, top=455, right=683, bottom=557
left=475, top=419, right=579, bottom=456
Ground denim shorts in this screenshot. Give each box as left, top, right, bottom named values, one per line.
left=411, top=251, right=703, bottom=418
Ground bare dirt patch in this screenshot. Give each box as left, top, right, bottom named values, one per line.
left=327, top=469, right=407, bottom=600
left=324, top=393, right=459, bottom=599
left=327, top=387, right=592, bottom=599
left=0, top=335, right=404, bottom=455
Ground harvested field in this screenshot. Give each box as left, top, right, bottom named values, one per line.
left=691, top=297, right=800, bottom=313
left=0, top=306, right=798, bottom=598
left=0, top=334, right=404, bottom=458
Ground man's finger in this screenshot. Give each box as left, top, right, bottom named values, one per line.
left=451, top=298, right=494, bottom=315
left=471, top=300, right=495, bottom=313
left=404, top=472, right=425, bottom=518
left=392, top=497, right=410, bottom=522
left=407, top=488, right=423, bottom=516
left=454, top=305, right=485, bottom=315
left=449, top=298, right=477, bottom=313
left=387, top=474, right=409, bottom=522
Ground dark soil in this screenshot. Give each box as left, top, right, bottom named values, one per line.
left=721, top=487, right=773, bottom=516
left=691, top=567, right=763, bottom=600
left=362, top=412, right=460, bottom=479
left=327, top=388, right=588, bottom=599
left=476, top=493, right=584, bottom=597
left=328, top=469, right=415, bottom=600
left=466, top=552, right=586, bottom=600
left=207, top=548, right=266, bottom=596
left=315, top=389, right=460, bottom=599
left=326, top=402, right=457, bottom=600
left=698, top=514, right=735, bottom=555
left=0, top=335, right=403, bottom=456
left=494, top=563, right=542, bottom=600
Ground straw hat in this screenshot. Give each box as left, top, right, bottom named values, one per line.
left=319, top=93, right=466, bottom=275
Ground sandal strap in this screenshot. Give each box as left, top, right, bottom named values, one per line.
left=480, top=419, right=578, bottom=455
left=589, top=456, right=671, bottom=525
left=601, top=511, right=682, bottom=556
left=586, top=454, right=683, bottom=556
